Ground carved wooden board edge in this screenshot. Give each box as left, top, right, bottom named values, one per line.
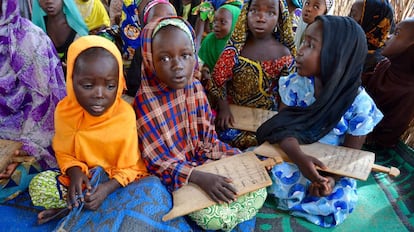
left=162, top=152, right=273, bottom=221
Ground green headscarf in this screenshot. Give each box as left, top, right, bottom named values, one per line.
left=198, top=4, right=241, bottom=70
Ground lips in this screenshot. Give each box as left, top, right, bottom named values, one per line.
left=90, top=105, right=105, bottom=114
left=172, top=76, right=187, bottom=83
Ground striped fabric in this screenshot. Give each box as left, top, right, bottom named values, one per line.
left=134, top=17, right=240, bottom=191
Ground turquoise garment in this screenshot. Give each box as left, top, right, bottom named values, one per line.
left=31, top=0, right=88, bottom=36
left=279, top=73, right=384, bottom=145
left=265, top=73, right=384, bottom=227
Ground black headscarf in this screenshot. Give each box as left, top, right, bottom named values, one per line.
left=256, top=15, right=368, bottom=145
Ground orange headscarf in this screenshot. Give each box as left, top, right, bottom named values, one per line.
left=53, top=35, right=147, bottom=187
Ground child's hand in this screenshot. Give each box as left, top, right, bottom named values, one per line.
left=0, top=149, right=29, bottom=179
left=84, top=179, right=121, bottom=211
left=215, top=99, right=234, bottom=130
left=66, top=166, right=92, bottom=209
left=189, top=170, right=237, bottom=204
left=296, top=155, right=328, bottom=186
left=309, top=176, right=335, bottom=197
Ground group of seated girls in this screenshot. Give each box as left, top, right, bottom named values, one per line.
left=2, top=0, right=414, bottom=230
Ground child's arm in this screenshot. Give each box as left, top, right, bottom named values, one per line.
left=84, top=178, right=121, bottom=211
left=343, top=134, right=366, bottom=150
left=189, top=169, right=237, bottom=203
left=215, top=99, right=234, bottom=130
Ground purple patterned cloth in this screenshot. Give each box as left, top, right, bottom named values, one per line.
left=0, top=0, right=66, bottom=169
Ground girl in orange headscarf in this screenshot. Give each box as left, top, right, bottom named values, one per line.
left=29, top=35, right=147, bottom=224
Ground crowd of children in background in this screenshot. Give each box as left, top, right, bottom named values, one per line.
left=1, top=0, right=414, bottom=230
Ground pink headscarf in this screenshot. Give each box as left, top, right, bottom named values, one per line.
left=143, top=0, right=176, bottom=24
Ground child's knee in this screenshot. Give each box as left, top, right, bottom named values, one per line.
left=29, top=170, right=67, bottom=209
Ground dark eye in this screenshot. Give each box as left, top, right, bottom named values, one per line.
left=161, top=56, right=170, bottom=62
left=183, top=53, right=193, bottom=59
left=82, top=84, right=93, bottom=89
left=107, top=84, right=117, bottom=90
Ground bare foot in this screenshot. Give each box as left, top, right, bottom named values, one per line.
left=38, top=208, right=69, bottom=225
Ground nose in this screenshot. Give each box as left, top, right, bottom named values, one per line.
left=171, top=57, right=184, bottom=71
left=95, top=86, right=104, bottom=98
left=255, top=11, right=266, bottom=22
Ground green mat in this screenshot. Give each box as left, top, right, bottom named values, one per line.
left=255, top=142, right=414, bottom=231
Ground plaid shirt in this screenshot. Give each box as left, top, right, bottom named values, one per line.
left=134, top=17, right=240, bottom=191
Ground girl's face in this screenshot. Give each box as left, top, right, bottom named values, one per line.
left=296, top=20, right=323, bottom=77
left=349, top=0, right=364, bottom=24
left=73, top=53, right=119, bottom=117
left=152, top=26, right=196, bottom=89
left=39, top=0, right=63, bottom=16
left=146, top=4, right=176, bottom=25
left=382, top=20, right=414, bottom=58
left=247, top=0, right=279, bottom=39
left=213, top=8, right=233, bottom=39
left=302, top=0, right=327, bottom=24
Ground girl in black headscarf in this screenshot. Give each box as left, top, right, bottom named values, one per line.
left=256, top=15, right=383, bottom=227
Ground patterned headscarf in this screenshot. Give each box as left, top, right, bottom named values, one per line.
left=135, top=17, right=239, bottom=190
left=224, top=0, right=296, bottom=57
left=31, top=0, right=88, bottom=36
left=142, top=0, right=177, bottom=24
left=257, top=16, right=367, bottom=144
left=359, top=0, right=394, bottom=51
left=1, top=0, right=66, bottom=169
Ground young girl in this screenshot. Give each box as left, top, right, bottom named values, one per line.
left=198, top=3, right=241, bottom=88
left=294, top=0, right=334, bottom=51
left=134, top=16, right=267, bottom=231
left=209, top=0, right=295, bottom=150
left=125, top=0, right=177, bottom=96
left=349, top=0, right=394, bottom=73
left=28, top=35, right=148, bottom=224
left=32, top=0, right=88, bottom=71
left=363, top=18, right=414, bottom=148
left=257, top=15, right=383, bottom=227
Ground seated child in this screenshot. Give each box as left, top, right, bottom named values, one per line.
left=362, top=18, right=414, bottom=148
left=133, top=16, right=267, bottom=231
left=349, top=0, right=394, bottom=73
left=198, top=3, right=241, bottom=89
left=125, top=0, right=177, bottom=96
left=294, top=0, right=334, bottom=51
left=29, top=35, right=148, bottom=224
left=209, top=0, right=295, bottom=150
left=257, top=16, right=383, bottom=227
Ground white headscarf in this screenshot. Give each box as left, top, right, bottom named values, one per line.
left=294, top=0, right=335, bottom=51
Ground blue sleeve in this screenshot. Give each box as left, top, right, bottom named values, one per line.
left=343, top=88, right=384, bottom=136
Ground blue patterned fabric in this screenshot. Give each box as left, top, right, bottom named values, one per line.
left=268, top=162, right=358, bottom=227
left=54, top=167, right=191, bottom=231
left=265, top=73, right=384, bottom=227
left=279, top=73, right=384, bottom=145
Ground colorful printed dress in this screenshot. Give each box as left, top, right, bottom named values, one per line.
left=0, top=0, right=66, bottom=202
left=266, top=73, right=383, bottom=227
left=209, top=2, right=295, bottom=150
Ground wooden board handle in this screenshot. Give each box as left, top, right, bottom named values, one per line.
left=371, top=164, right=400, bottom=177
